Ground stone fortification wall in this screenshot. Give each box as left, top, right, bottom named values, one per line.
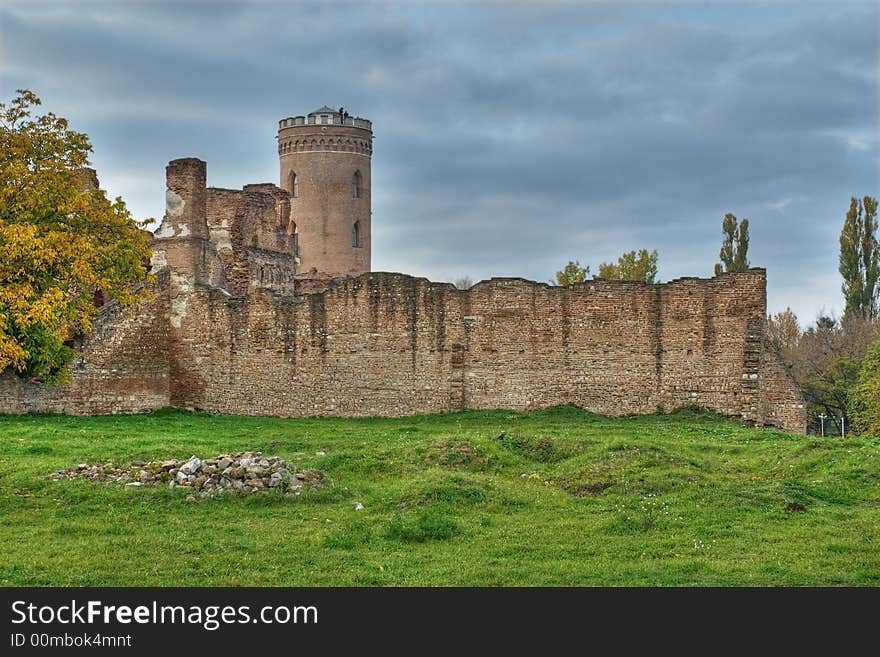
left=161, top=269, right=805, bottom=432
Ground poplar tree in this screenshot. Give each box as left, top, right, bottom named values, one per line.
left=714, top=213, right=750, bottom=276
left=839, top=196, right=879, bottom=320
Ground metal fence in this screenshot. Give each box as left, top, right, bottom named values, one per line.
left=806, top=414, right=847, bottom=437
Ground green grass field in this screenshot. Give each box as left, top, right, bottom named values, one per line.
left=1, top=405, right=878, bottom=586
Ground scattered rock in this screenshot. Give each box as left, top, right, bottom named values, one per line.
left=49, top=451, right=323, bottom=498
left=354, top=502, right=365, bottom=511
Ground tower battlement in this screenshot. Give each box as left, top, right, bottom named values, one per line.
left=278, top=115, right=373, bottom=131
left=279, top=105, right=372, bottom=131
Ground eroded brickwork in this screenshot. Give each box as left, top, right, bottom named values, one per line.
left=150, top=270, right=801, bottom=432
left=204, top=184, right=298, bottom=296
left=0, top=273, right=171, bottom=414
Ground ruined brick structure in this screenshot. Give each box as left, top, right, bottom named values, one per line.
left=0, top=111, right=807, bottom=432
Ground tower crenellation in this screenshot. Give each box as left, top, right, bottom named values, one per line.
left=278, top=114, right=372, bottom=130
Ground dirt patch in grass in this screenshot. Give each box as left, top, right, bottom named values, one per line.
left=786, top=502, right=807, bottom=512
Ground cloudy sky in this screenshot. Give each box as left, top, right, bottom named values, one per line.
left=1, top=1, right=877, bottom=322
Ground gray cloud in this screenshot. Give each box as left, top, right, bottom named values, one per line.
left=1, top=1, right=876, bottom=323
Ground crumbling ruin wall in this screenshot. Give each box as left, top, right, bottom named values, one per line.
left=159, top=269, right=805, bottom=432
left=204, top=184, right=297, bottom=296
left=0, top=267, right=806, bottom=432
left=758, top=344, right=808, bottom=433
left=0, top=275, right=171, bottom=414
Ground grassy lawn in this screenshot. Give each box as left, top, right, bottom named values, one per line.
left=0, top=405, right=878, bottom=586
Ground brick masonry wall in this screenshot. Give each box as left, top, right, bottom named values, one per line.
left=0, top=268, right=806, bottom=432
left=759, top=344, right=808, bottom=433
left=206, top=187, right=245, bottom=293
left=0, top=277, right=171, bottom=414
left=205, top=186, right=297, bottom=297
left=168, top=269, right=804, bottom=431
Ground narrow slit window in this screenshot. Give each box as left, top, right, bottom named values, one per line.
left=352, top=220, right=360, bottom=248
left=352, top=170, right=361, bottom=198
left=289, top=171, right=299, bottom=197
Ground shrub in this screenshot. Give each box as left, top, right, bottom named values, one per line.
left=497, top=432, right=572, bottom=463
left=852, top=335, right=880, bottom=436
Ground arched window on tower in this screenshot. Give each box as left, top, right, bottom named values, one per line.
left=352, top=170, right=361, bottom=199
left=352, top=220, right=360, bottom=248
left=289, top=171, right=299, bottom=198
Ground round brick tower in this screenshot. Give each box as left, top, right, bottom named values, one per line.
left=278, top=106, right=372, bottom=277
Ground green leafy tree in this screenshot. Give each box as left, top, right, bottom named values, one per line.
left=788, top=314, right=877, bottom=434
left=839, top=196, right=879, bottom=320
left=552, top=260, right=590, bottom=286
left=851, top=333, right=880, bottom=436
left=598, top=248, right=658, bottom=283
left=714, top=213, right=750, bottom=276
left=0, top=90, right=152, bottom=381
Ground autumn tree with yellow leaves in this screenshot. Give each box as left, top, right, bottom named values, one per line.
left=0, top=90, right=152, bottom=381
left=598, top=249, right=658, bottom=284
left=552, top=260, right=590, bottom=286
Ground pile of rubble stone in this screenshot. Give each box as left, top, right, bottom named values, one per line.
left=49, top=451, right=324, bottom=497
